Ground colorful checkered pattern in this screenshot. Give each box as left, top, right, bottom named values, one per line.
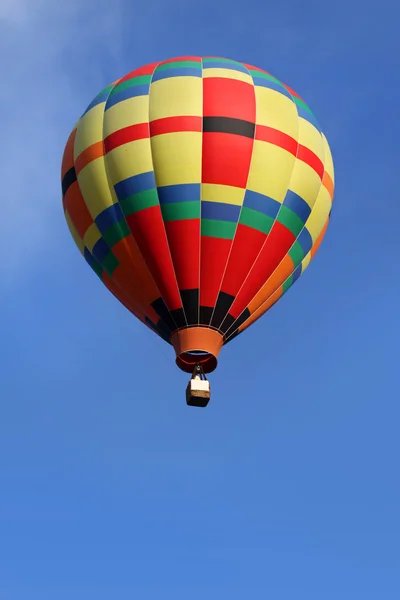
left=62, top=56, right=335, bottom=345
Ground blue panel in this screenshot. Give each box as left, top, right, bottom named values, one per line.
left=152, top=67, right=202, bottom=82
left=105, top=84, right=150, bottom=109
left=114, top=171, right=156, bottom=199
left=292, top=263, right=303, bottom=284
left=297, top=227, right=313, bottom=255
left=84, top=247, right=99, bottom=270
left=201, top=202, right=240, bottom=222
left=243, top=189, right=280, bottom=218
left=83, top=89, right=112, bottom=115
left=252, top=76, right=291, bottom=98
left=157, top=183, right=201, bottom=204
left=202, top=60, right=249, bottom=74
left=296, top=105, right=320, bottom=130
left=283, top=190, right=311, bottom=222
left=92, top=238, right=110, bottom=262
left=95, top=204, right=124, bottom=233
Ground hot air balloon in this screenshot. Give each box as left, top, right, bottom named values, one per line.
left=62, top=56, right=334, bottom=407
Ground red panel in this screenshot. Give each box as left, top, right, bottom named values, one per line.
left=61, top=129, right=76, bottom=180
left=150, top=116, right=202, bottom=136
left=119, top=62, right=159, bottom=82
left=282, top=84, right=303, bottom=101
left=202, top=132, right=253, bottom=188
left=104, top=123, right=149, bottom=152
left=229, top=222, right=296, bottom=318
left=160, top=56, right=202, bottom=64
left=256, top=126, right=298, bottom=156
left=297, top=145, right=324, bottom=179
left=164, top=219, right=200, bottom=290
left=200, top=236, right=232, bottom=307
left=126, top=206, right=183, bottom=311
left=219, top=224, right=267, bottom=297
left=243, top=63, right=272, bottom=75
left=64, top=182, right=93, bottom=239
left=203, top=77, right=255, bottom=121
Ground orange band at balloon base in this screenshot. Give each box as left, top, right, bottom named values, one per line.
left=171, top=327, right=224, bottom=374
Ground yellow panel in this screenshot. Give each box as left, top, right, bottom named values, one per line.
left=104, top=139, right=154, bottom=184
left=255, top=87, right=299, bottom=138
left=246, top=141, right=296, bottom=202
left=201, top=183, right=245, bottom=206
left=74, top=104, right=104, bottom=158
left=103, top=96, right=149, bottom=136
left=77, top=158, right=116, bottom=219
left=306, top=186, right=331, bottom=242
left=83, top=222, right=102, bottom=252
left=322, top=134, right=335, bottom=183
left=202, top=68, right=253, bottom=85
left=149, top=132, right=202, bottom=186
left=149, top=77, right=202, bottom=120
left=301, top=251, right=311, bottom=271
left=64, top=210, right=85, bottom=254
left=288, top=160, right=322, bottom=209
left=298, top=118, right=324, bottom=161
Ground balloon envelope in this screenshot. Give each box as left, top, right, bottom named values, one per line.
left=62, top=56, right=334, bottom=373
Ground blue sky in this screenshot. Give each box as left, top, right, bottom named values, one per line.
left=1, top=0, right=399, bottom=598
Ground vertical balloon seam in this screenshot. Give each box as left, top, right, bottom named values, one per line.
left=84, top=80, right=165, bottom=332
left=100, top=66, right=175, bottom=340
left=76, top=78, right=169, bottom=340
left=224, top=119, right=331, bottom=341
left=222, top=127, right=323, bottom=338
left=224, top=213, right=330, bottom=343
left=104, top=65, right=179, bottom=340
left=218, top=73, right=302, bottom=335
left=221, top=85, right=328, bottom=339
left=148, top=60, right=189, bottom=331
left=98, top=77, right=159, bottom=322
left=73, top=83, right=160, bottom=331
left=207, top=59, right=257, bottom=330
left=225, top=214, right=331, bottom=343
left=197, top=57, right=205, bottom=327
left=65, top=127, right=152, bottom=330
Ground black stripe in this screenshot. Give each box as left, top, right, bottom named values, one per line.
left=170, top=307, right=186, bottom=329
left=62, top=166, right=77, bottom=197
left=210, top=291, right=235, bottom=328
left=203, top=116, right=255, bottom=139
left=180, top=289, right=199, bottom=325
left=224, top=329, right=239, bottom=344
left=220, top=308, right=250, bottom=334
left=151, top=298, right=176, bottom=332
left=199, top=306, right=214, bottom=325
left=145, top=317, right=171, bottom=343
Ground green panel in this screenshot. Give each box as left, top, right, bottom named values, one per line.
left=89, top=258, right=103, bottom=280
left=201, top=219, right=236, bottom=239
left=94, top=84, right=114, bottom=99
left=101, top=252, right=119, bottom=276
left=120, top=189, right=159, bottom=216
left=110, top=75, right=152, bottom=94
left=282, top=275, right=293, bottom=293
left=248, top=69, right=282, bottom=86
left=277, top=205, right=304, bottom=237
left=288, top=240, right=305, bottom=268
left=102, top=219, right=130, bottom=248
left=293, top=95, right=315, bottom=118
left=239, top=207, right=274, bottom=235
left=155, top=61, right=202, bottom=71
left=161, top=201, right=200, bottom=222
left=203, top=57, right=241, bottom=64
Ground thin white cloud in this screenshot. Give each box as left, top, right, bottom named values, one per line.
left=0, top=0, right=125, bottom=284
left=0, top=0, right=28, bottom=23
